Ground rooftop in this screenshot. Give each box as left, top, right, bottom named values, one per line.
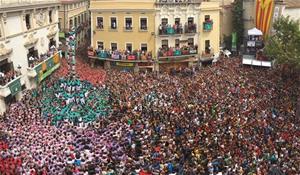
left=285, top=0, right=300, bottom=8
left=0, top=0, right=60, bottom=11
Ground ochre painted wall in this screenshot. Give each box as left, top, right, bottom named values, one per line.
left=91, top=11, right=155, bottom=53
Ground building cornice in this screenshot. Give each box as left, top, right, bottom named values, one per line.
left=0, top=2, right=61, bottom=13
left=61, top=0, right=87, bottom=5
left=0, top=22, right=58, bottom=42
left=89, top=9, right=155, bottom=13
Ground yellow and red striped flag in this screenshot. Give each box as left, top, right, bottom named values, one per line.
left=256, top=0, right=275, bottom=36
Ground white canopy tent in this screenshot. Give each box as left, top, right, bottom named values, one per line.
left=248, top=28, right=263, bottom=36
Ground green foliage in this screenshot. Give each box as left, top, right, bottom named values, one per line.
left=264, top=16, right=300, bottom=69
left=232, top=0, right=244, bottom=49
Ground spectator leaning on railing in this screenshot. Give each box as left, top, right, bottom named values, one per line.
left=0, top=70, right=21, bottom=86
left=94, top=48, right=153, bottom=60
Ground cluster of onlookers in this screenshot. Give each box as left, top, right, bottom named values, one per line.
left=0, top=56, right=299, bottom=174
left=157, top=45, right=198, bottom=58
left=0, top=70, right=21, bottom=86
left=28, top=47, right=58, bottom=68
left=92, top=48, right=153, bottom=60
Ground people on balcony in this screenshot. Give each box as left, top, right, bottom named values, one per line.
left=28, top=47, right=58, bottom=68
left=94, top=48, right=153, bottom=60
left=185, top=22, right=197, bottom=33
left=159, top=23, right=183, bottom=35
left=158, top=45, right=198, bottom=58
left=0, top=70, right=21, bottom=86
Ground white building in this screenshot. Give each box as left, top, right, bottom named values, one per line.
left=282, top=0, right=300, bottom=25
left=154, top=0, right=220, bottom=65
left=0, top=0, right=60, bottom=114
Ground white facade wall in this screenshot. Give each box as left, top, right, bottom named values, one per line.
left=155, top=5, right=201, bottom=51
left=283, top=8, right=300, bottom=23
left=1, top=9, right=59, bottom=88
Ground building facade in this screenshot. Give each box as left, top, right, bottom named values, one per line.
left=0, top=0, right=60, bottom=114
left=59, top=0, right=90, bottom=45
left=90, top=0, right=220, bottom=62
left=90, top=0, right=156, bottom=55
left=220, top=0, right=233, bottom=43
left=282, top=0, right=299, bottom=26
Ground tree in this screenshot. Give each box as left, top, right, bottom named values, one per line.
left=264, top=16, right=300, bottom=70
left=231, top=0, right=244, bottom=50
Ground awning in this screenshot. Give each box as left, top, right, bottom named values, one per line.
left=248, top=27, right=263, bottom=36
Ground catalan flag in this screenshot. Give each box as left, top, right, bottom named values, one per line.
left=256, top=0, right=275, bottom=36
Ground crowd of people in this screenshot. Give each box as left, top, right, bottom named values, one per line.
left=0, top=70, right=21, bottom=86
left=157, top=45, right=198, bottom=58
left=91, top=48, right=153, bottom=61
left=0, top=55, right=299, bottom=174
left=28, top=46, right=58, bottom=68
left=158, top=22, right=197, bottom=35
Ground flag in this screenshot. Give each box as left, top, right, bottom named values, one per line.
left=256, top=0, right=275, bottom=36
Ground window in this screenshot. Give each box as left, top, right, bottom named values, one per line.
left=175, top=18, right=180, bottom=25
left=27, top=47, right=38, bottom=67
left=188, top=17, right=194, bottom=24
left=110, top=17, right=117, bottom=29
left=140, top=18, right=147, bottom=30
left=49, top=38, right=56, bottom=50
left=97, top=17, right=103, bottom=29
left=141, top=43, right=147, bottom=52
left=205, top=40, right=210, bottom=53
left=97, top=41, right=104, bottom=50
left=161, top=18, right=168, bottom=26
left=175, top=39, right=180, bottom=47
left=125, top=18, right=132, bottom=30
left=58, top=18, right=62, bottom=30
left=78, top=16, right=81, bottom=24
left=188, top=38, right=194, bottom=46
left=162, top=40, right=168, bottom=48
left=69, top=19, right=73, bottom=29
left=74, top=17, right=77, bottom=28
left=25, top=14, right=31, bottom=30
left=111, top=43, right=117, bottom=51
left=205, top=15, right=210, bottom=21
left=49, top=11, right=52, bottom=23
left=126, top=43, right=132, bottom=52
left=0, top=28, right=2, bottom=38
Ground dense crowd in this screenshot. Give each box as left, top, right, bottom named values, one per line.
left=0, top=57, right=299, bottom=174
left=91, top=48, right=153, bottom=60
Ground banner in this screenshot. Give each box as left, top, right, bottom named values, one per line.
left=116, top=62, right=134, bottom=67
left=9, top=78, right=21, bottom=96
left=256, top=0, right=275, bottom=36
left=232, top=32, right=237, bottom=52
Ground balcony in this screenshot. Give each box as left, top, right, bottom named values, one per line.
left=95, top=25, right=104, bottom=30
left=0, top=75, right=24, bottom=98
left=92, top=49, right=153, bottom=61
left=203, top=20, right=213, bottom=31
left=108, top=27, right=118, bottom=32
left=139, top=26, right=148, bottom=32
left=27, top=51, right=61, bottom=83
left=158, top=45, right=198, bottom=60
left=123, top=26, right=133, bottom=32
left=159, top=25, right=183, bottom=36
left=184, top=24, right=197, bottom=34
